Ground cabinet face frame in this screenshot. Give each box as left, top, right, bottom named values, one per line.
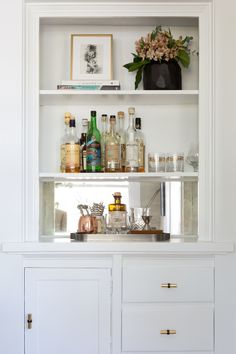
left=24, top=2, right=213, bottom=241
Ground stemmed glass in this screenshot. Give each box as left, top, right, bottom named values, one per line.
left=186, top=144, right=199, bottom=172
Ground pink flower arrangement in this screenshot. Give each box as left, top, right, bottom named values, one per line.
left=124, top=26, right=194, bottom=89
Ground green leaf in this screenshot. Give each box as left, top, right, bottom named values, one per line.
left=177, top=49, right=190, bottom=68
left=123, top=62, right=135, bottom=70
left=135, top=67, right=143, bottom=90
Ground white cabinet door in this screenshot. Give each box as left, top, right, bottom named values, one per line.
left=25, top=268, right=111, bottom=354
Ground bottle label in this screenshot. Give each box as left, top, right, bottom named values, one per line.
left=65, top=143, right=80, bottom=169
left=138, top=144, right=145, bottom=167
left=60, top=144, right=66, bottom=172
left=87, top=139, right=101, bottom=167
left=105, top=144, right=119, bottom=163
left=82, top=150, right=87, bottom=171
left=121, top=144, right=126, bottom=167
left=126, top=144, right=138, bottom=165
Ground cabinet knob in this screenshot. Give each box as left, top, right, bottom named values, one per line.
left=160, top=329, right=176, bottom=335
left=27, top=314, right=32, bottom=329
left=161, top=283, right=177, bottom=288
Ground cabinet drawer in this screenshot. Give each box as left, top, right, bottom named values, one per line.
left=123, top=260, right=214, bottom=302
left=122, top=304, right=214, bottom=352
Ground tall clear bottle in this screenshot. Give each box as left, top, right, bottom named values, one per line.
left=135, top=117, right=145, bottom=172
left=60, top=112, right=71, bottom=172
left=80, top=118, right=88, bottom=172
left=117, top=111, right=126, bottom=172
left=125, top=107, right=139, bottom=172
left=100, top=114, right=108, bottom=172
left=65, top=116, right=80, bottom=173
left=86, top=110, right=102, bottom=172
left=105, top=115, right=121, bottom=172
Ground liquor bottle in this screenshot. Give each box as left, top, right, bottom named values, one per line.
left=125, top=107, right=139, bottom=172
left=107, top=192, right=127, bottom=232
left=101, top=114, right=108, bottom=172
left=65, top=116, right=80, bottom=173
left=60, top=112, right=71, bottom=172
left=86, top=110, right=102, bottom=172
left=80, top=118, right=88, bottom=172
left=135, top=117, right=145, bottom=172
left=117, top=111, right=126, bottom=172
left=105, top=115, right=121, bottom=172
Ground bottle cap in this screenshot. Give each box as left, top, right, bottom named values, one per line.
left=101, top=114, right=108, bottom=122
left=91, top=110, right=96, bottom=117
left=110, top=115, right=116, bottom=121
left=65, top=112, right=71, bottom=118
left=128, top=107, right=135, bottom=115
left=113, top=192, right=121, bottom=198
left=69, top=117, right=76, bottom=127
left=135, top=117, right=141, bottom=129
left=117, top=111, right=125, bottom=119
left=64, top=112, right=71, bottom=125
left=82, top=118, right=88, bottom=126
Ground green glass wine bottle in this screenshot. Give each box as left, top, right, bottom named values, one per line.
left=86, top=110, right=102, bottom=172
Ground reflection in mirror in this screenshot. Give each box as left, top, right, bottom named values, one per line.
left=40, top=180, right=198, bottom=237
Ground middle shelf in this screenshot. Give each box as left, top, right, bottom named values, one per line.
left=39, top=172, right=198, bottom=182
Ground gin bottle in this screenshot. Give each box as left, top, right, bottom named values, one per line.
left=100, top=114, right=108, bottom=172
left=80, top=118, right=88, bottom=172
left=117, top=111, right=126, bottom=172
left=60, top=112, right=71, bottom=172
left=65, top=116, right=80, bottom=173
left=135, top=117, right=145, bottom=172
left=86, top=110, right=102, bottom=172
left=105, top=115, right=121, bottom=172
left=125, top=107, right=138, bottom=172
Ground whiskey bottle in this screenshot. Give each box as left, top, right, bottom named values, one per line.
left=101, top=114, right=108, bottom=172
left=80, top=118, right=88, bottom=172
left=65, top=116, right=80, bottom=173
left=125, top=107, right=139, bottom=172
left=105, top=115, right=121, bottom=172
left=135, top=117, right=145, bottom=172
left=86, top=110, right=102, bottom=172
left=117, top=111, right=126, bottom=172
left=60, top=112, right=71, bottom=172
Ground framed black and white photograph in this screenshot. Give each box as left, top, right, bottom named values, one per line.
left=70, top=34, right=113, bottom=80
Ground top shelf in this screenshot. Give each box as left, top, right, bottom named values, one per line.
left=39, top=89, right=199, bottom=105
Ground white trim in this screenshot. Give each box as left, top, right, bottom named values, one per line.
left=25, top=2, right=213, bottom=242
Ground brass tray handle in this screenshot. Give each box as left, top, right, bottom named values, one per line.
left=160, top=329, right=176, bottom=335
left=161, top=283, right=177, bottom=288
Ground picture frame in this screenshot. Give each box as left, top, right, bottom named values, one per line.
left=70, top=34, right=113, bottom=81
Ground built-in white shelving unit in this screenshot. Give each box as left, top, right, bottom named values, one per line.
left=25, top=2, right=213, bottom=241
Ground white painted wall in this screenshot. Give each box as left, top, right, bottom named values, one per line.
left=0, top=1, right=24, bottom=353
left=214, top=0, right=236, bottom=353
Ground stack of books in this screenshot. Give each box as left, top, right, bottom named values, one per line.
left=57, top=80, right=120, bottom=91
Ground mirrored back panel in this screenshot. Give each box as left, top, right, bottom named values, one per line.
left=40, top=180, right=198, bottom=237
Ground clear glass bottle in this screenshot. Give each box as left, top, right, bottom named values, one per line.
left=86, top=110, right=102, bottom=172
left=135, top=117, right=145, bottom=172
left=107, top=192, right=127, bottom=232
left=65, top=116, right=80, bottom=173
left=125, top=107, right=139, bottom=172
left=80, top=118, right=88, bottom=172
left=117, top=111, right=126, bottom=172
left=60, top=112, right=71, bottom=172
left=105, top=115, right=121, bottom=172
left=101, top=114, right=108, bottom=172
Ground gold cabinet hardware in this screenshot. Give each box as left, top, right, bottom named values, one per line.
left=161, top=283, right=177, bottom=288
left=160, top=329, right=176, bottom=335
left=27, top=314, right=32, bottom=329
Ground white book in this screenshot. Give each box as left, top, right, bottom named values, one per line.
left=61, top=79, right=120, bottom=86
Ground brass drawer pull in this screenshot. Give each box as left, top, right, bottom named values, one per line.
left=161, top=283, right=177, bottom=288
left=160, top=329, right=176, bottom=335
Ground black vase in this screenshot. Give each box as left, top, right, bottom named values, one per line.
left=143, top=60, right=182, bottom=90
